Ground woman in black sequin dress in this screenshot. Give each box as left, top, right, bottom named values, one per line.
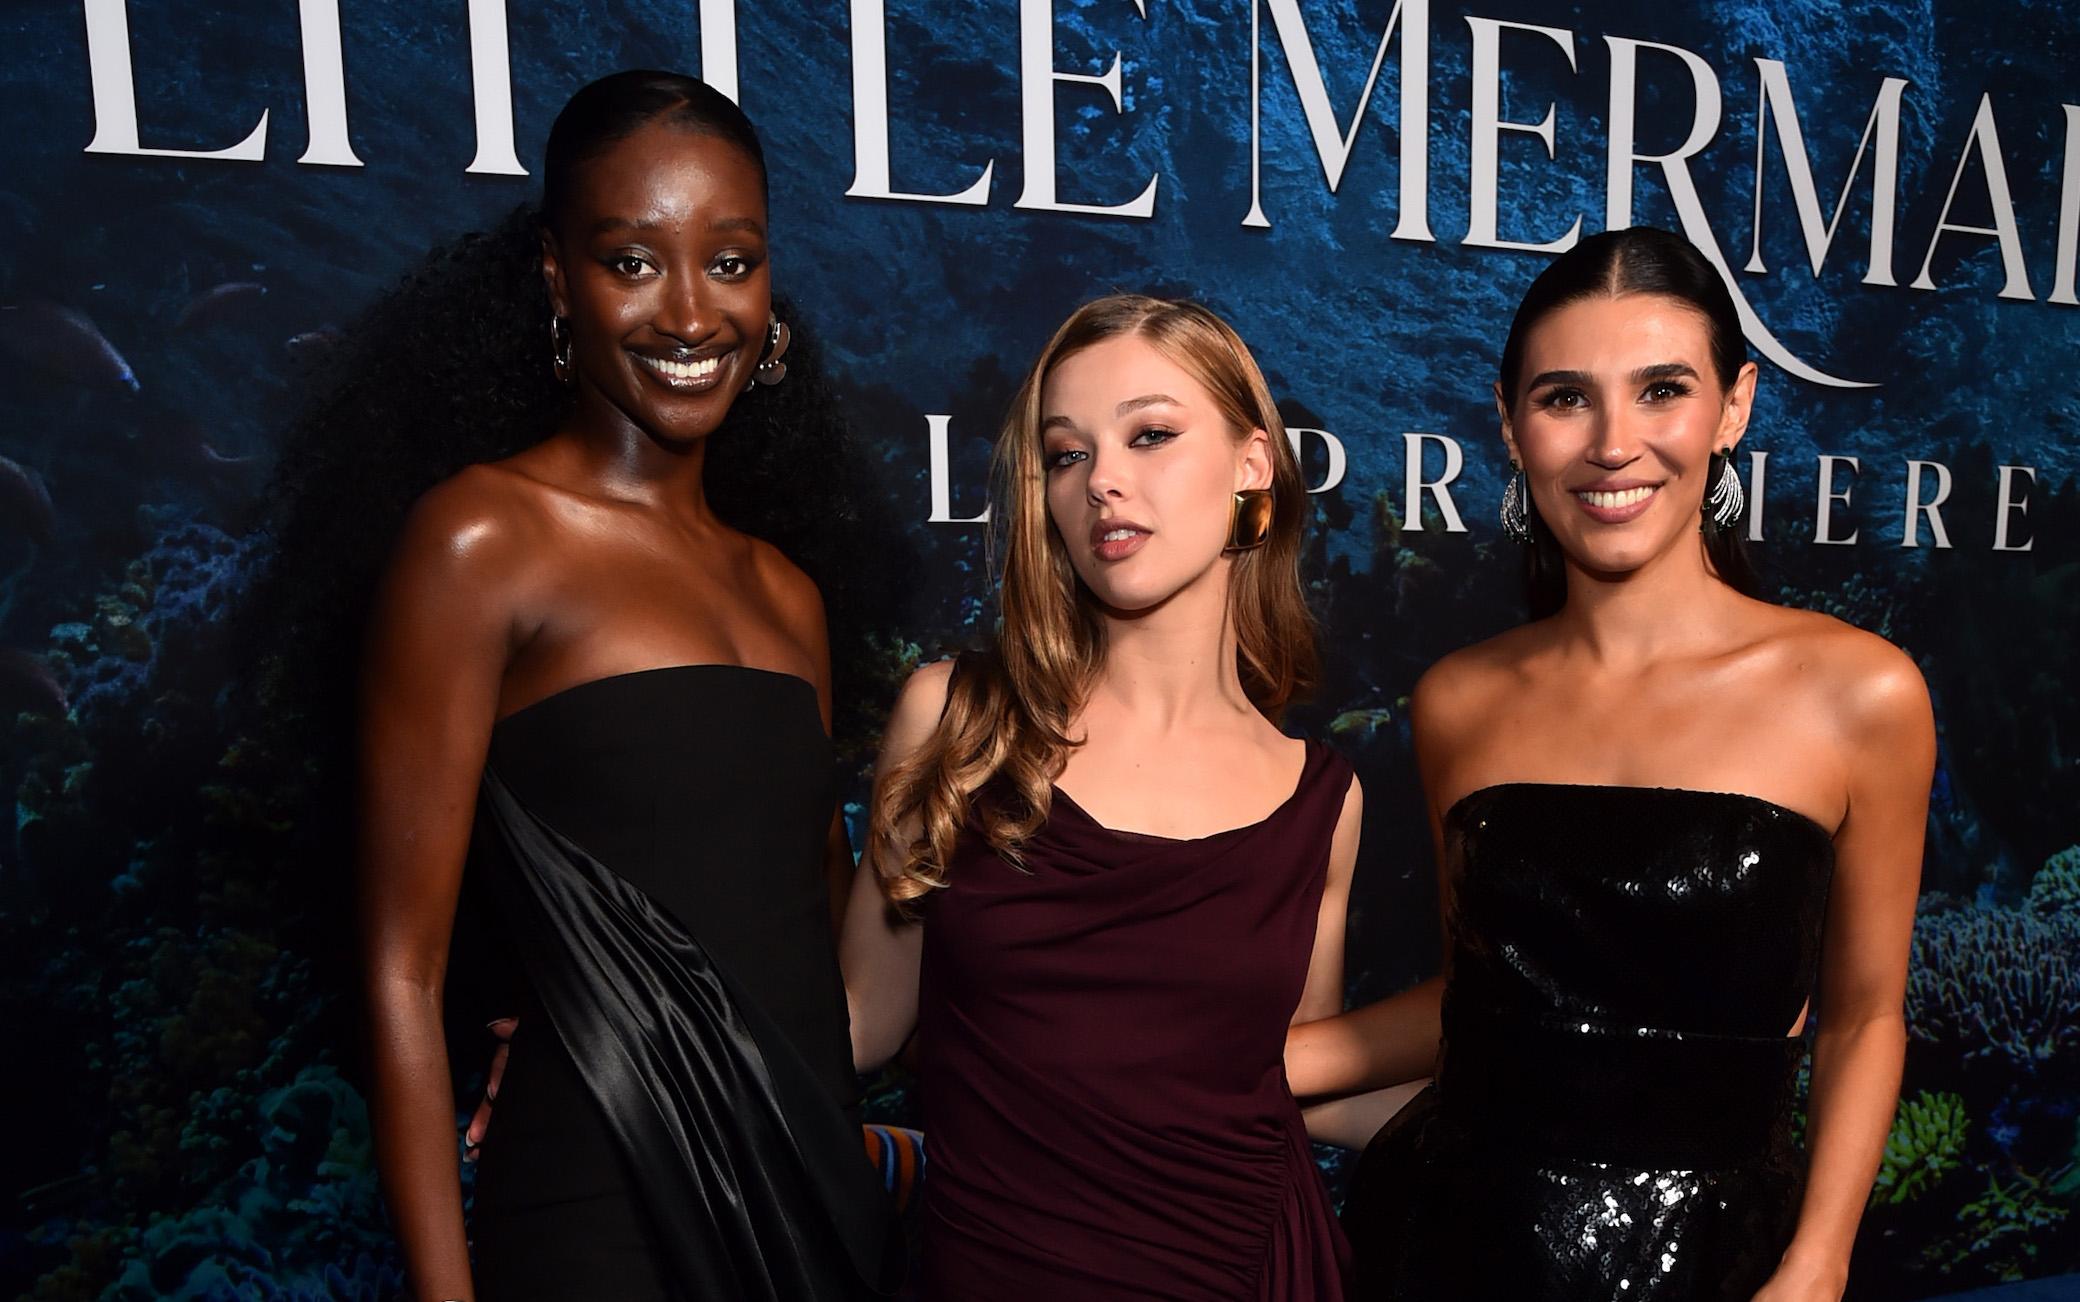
left=1289, top=229, right=1934, bottom=1302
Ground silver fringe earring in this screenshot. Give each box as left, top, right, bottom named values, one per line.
left=1500, top=462, right=1532, bottom=543
left=1705, top=450, right=1744, bottom=533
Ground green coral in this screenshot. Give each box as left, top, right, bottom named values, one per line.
left=1870, top=1090, right=1970, bottom=1205
left=1327, top=706, right=1394, bottom=739
left=1926, top=1170, right=2071, bottom=1280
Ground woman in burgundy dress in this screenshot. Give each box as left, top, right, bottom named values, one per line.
left=841, top=295, right=1358, bottom=1301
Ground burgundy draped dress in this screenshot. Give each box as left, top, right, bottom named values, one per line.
left=916, top=739, right=1353, bottom=1301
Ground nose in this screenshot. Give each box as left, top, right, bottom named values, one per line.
left=1588, top=405, right=1643, bottom=470
left=1085, top=441, right=1130, bottom=504
left=653, top=265, right=719, bottom=346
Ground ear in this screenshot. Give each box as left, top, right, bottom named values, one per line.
left=1236, top=427, right=1275, bottom=492
left=1494, top=382, right=1521, bottom=466
left=1716, top=360, right=1760, bottom=452
left=540, top=227, right=571, bottom=319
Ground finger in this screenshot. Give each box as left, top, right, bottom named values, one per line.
left=487, top=1043, right=510, bottom=1098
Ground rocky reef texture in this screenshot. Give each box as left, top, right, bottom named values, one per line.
left=1905, top=903, right=2080, bottom=1070
left=2028, top=848, right=2080, bottom=924
left=1872, top=865, right=2080, bottom=1289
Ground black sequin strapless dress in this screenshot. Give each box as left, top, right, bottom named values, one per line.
left=1343, top=784, right=1834, bottom=1302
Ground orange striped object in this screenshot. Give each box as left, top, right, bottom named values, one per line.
left=861, top=1124, right=926, bottom=1214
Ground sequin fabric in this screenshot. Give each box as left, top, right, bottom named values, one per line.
left=1344, top=784, right=1834, bottom=1302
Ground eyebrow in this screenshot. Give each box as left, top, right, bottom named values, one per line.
left=1631, top=362, right=1699, bottom=383
left=1115, top=393, right=1180, bottom=416
left=1040, top=392, right=1185, bottom=433
left=1524, top=363, right=1701, bottom=389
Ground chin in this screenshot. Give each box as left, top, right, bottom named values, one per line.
left=1566, top=537, right=1687, bottom=578
left=1072, top=569, right=1170, bottom=615
left=627, top=389, right=739, bottom=443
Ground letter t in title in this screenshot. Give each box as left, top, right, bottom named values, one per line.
left=465, top=0, right=526, bottom=175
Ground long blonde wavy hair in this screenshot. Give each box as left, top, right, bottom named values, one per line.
left=873, top=295, right=1318, bottom=904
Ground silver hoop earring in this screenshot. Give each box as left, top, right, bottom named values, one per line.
left=549, top=316, right=573, bottom=385
left=1500, top=463, right=1532, bottom=543
left=1705, top=450, right=1744, bottom=533
left=752, top=315, right=790, bottom=386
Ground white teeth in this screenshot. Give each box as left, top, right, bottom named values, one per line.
left=1578, top=486, right=1655, bottom=508
left=640, top=354, right=720, bottom=381
left=1101, top=528, right=1137, bottom=543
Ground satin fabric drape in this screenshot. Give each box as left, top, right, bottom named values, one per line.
left=477, top=768, right=903, bottom=1301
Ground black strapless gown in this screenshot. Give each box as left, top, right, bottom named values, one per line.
left=465, top=665, right=902, bottom=1302
left=1343, top=784, right=1835, bottom=1302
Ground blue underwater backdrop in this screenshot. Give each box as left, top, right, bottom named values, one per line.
left=1, top=0, right=2078, bottom=1297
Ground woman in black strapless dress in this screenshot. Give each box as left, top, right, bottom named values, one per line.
left=465, top=668, right=895, bottom=1300
left=346, top=72, right=900, bottom=1302
left=1293, top=229, right=1934, bottom=1301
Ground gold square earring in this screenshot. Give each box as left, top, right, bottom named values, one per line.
left=1225, top=489, right=1274, bottom=551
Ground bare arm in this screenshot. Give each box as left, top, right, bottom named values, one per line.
left=359, top=480, right=529, bottom=1302
left=1755, top=649, right=1933, bottom=1302
left=1288, top=772, right=1443, bottom=1146
left=841, top=660, right=951, bottom=1072
left=1292, top=773, right=1362, bottom=1025
left=1286, top=979, right=1444, bottom=1100
left=1282, top=773, right=1401, bottom=1144
left=1287, top=667, right=1462, bottom=1107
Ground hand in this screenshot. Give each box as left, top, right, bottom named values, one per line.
left=462, top=1017, right=517, bottom=1162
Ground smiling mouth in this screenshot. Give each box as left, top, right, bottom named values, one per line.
left=636, top=353, right=725, bottom=387
left=1576, top=486, right=1656, bottom=509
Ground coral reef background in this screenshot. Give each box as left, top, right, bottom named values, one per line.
left=1, top=1, right=2077, bottom=1298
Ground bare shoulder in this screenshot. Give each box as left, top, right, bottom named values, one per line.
left=881, top=659, right=958, bottom=762
left=1410, top=624, right=1541, bottom=741
left=1763, top=605, right=1932, bottom=743
left=385, top=461, right=555, bottom=593
left=1335, top=767, right=1365, bottom=829
left=744, top=534, right=827, bottom=645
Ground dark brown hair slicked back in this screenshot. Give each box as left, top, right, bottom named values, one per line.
left=1499, top=227, right=1766, bottom=619
left=872, top=295, right=1318, bottom=903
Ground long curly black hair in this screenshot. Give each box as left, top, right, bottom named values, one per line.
left=240, top=71, right=911, bottom=818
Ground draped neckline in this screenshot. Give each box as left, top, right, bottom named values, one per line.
left=1047, top=738, right=1330, bottom=845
